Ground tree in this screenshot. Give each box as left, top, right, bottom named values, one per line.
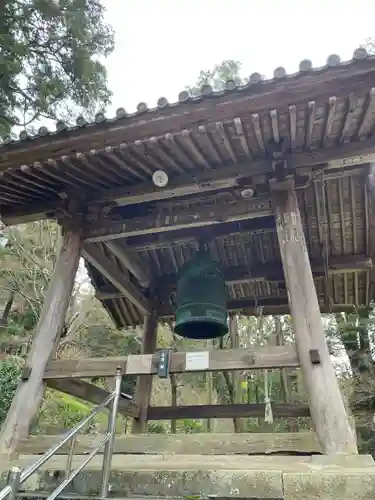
left=363, top=38, right=375, bottom=55
left=187, top=60, right=245, bottom=97
left=0, top=0, right=114, bottom=137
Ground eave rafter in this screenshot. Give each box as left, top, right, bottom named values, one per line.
left=103, top=240, right=151, bottom=288
left=82, top=243, right=151, bottom=315
left=0, top=141, right=371, bottom=227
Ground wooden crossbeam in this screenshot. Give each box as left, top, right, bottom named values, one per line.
left=147, top=403, right=310, bottom=420
left=17, top=432, right=321, bottom=455
left=47, top=378, right=139, bottom=417
left=82, top=243, right=151, bottom=314
left=44, top=346, right=300, bottom=380
left=83, top=197, right=273, bottom=242
left=96, top=255, right=372, bottom=301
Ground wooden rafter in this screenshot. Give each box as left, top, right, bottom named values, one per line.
left=103, top=240, right=150, bottom=287
left=82, top=243, right=151, bottom=315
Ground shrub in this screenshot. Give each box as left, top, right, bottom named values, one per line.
left=0, top=356, right=22, bottom=426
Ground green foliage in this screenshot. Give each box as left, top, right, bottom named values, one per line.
left=176, top=419, right=203, bottom=434
left=187, top=60, right=245, bottom=96
left=148, top=422, right=166, bottom=434
left=0, top=356, right=22, bottom=426
left=0, top=221, right=60, bottom=318
left=36, top=390, right=98, bottom=433
left=0, top=0, right=114, bottom=137
left=147, top=419, right=203, bottom=434
left=78, top=324, right=141, bottom=396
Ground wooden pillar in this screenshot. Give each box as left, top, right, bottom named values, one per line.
left=132, top=310, right=158, bottom=433
left=170, top=373, right=177, bottom=433
left=229, top=315, right=244, bottom=433
left=0, top=228, right=82, bottom=455
left=274, top=186, right=357, bottom=454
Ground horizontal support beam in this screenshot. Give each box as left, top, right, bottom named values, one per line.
left=44, top=346, right=300, bottom=379
left=0, top=128, right=372, bottom=225
left=81, top=161, right=360, bottom=210
left=147, top=403, right=311, bottom=420
left=82, top=243, right=151, bottom=314
left=158, top=298, right=365, bottom=318
left=96, top=255, right=372, bottom=300
left=83, top=197, right=273, bottom=243
left=16, top=432, right=321, bottom=455
left=46, top=378, right=139, bottom=418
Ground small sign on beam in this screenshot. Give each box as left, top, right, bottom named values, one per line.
left=185, top=351, right=209, bottom=371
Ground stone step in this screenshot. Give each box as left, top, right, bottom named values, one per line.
left=16, top=494, right=280, bottom=500
left=1, top=454, right=375, bottom=500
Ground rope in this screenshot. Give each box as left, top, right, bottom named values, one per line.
left=254, top=302, right=273, bottom=424
left=264, top=369, right=274, bottom=424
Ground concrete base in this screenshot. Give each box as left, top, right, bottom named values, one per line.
left=1, top=454, right=375, bottom=500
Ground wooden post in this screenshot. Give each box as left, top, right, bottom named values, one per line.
left=229, top=315, right=245, bottom=433
left=170, top=373, right=177, bottom=433
left=0, top=228, right=82, bottom=455
left=274, top=186, right=358, bottom=454
left=132, top=310, right=158, bottom=433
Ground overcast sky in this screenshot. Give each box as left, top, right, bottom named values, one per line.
left=103, top=0, right=375, bottom=115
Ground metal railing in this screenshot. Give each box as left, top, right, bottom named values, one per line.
left=0, top=367, right=123, bottom=500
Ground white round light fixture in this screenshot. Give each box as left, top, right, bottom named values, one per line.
left=241, top=188, right=254, bottom=199
left=152, top=170, right=169, bottom=188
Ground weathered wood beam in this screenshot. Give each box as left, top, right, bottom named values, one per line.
left=104, top=240, right=150, bottom=287
left=127, top=217, right=276, bottom=251
left=84, top=197, right=273, bottom=242
left=47, top=378, right=139, bottom=418
left=84, top=162, right=366, bottom=207
left=132, top=311, right=158, bottom=434
left=162, top=303, right=362, bottom=317
left=273, top=178, right=358, bottom=454
left=82, top=163, right=358, bottom=209
left=147, top=403, right=310, bottom=420
left=0, top=153, right=367, bottom=227
left=16, top=432, right=321, bottom=456
left=366, top=166, right=375, bottom=301
left=43, top=346, right=300, bottom=379
left=0, top=229, right=82, bottom=455
left=82, top=243, right=151, bottom=315
left=97, top=166, right=248, bottom=206
left=95, top=255, right=372, bottom=300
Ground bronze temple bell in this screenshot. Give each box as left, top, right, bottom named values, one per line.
left=174, top=252, right=229, bottom=340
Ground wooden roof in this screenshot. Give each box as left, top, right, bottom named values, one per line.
left=1, top=48, right=375, bottom=328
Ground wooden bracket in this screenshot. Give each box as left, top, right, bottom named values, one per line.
left=309, top=349, right=321, bottom=364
